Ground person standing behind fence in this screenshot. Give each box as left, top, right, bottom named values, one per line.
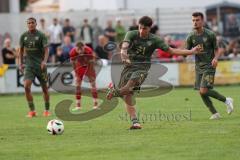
left=95, top=35, right=112, bottom=60
left=104, top=20, right=116, bottom=42
left=92, top=18, right=103, bottom=49
left=115, top=19, right=126, bottom=43
left=38, top=18, right=48, bottom=36
left=19, top=17, right=50, bottom=118
left=129, top=19, right=138, bottom=31
left=80, top=19, right=93, bottom=49
left=48, top=18, right=63, bottom=63
left=2, top=38, right=16, bottom=64
left=63, top=18, right=76, bottom=43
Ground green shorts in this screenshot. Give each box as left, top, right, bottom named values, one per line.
left=118, top=65, right=148, bottom=91
left=24, top=66, right=48, bottom=85
left=194, top=71, right=215, bottom=90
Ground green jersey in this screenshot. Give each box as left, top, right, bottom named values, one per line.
left=124, top=30, right=169, bottom=69
left=20, top=30, right=48, bottom=67
left=186, top=28, right=217, bottom=72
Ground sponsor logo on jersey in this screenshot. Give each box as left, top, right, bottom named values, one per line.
left=24, top=37, right=28, bottom=41
left=203, top=37, right=208, bottom=43
left=147, top=41, right=152, bottom=46
left=35, top=36, right=39, bottom=40
left=192, top=39, right=195, bottom=44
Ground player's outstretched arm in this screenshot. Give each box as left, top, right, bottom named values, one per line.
left=168, top=45, right=201, bottom=55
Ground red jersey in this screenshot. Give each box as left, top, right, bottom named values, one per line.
left=70, top=46, right=94, bottom=67
left=70, top=46, right=96, bottom=80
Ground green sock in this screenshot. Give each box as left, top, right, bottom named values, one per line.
left=206, top=90, right=226, bottom=102
left=200, top=95, right=217, bottom=114
left=131, top=117, right=139, bottom=124
left=28, top=101, right=35, bottom=111
left=45, top=102, right=50, bottom=111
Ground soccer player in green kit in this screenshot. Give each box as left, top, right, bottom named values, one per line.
left=19, top=17, right=50, bottom=118
left=186, top=12, right=234, bottom=120
left=106, top=16, right=201, bottom=129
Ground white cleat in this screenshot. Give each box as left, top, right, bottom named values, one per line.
left=209, top=113, right=221, bottom=120
left=71, top=107, right=82, bottom=112
left=93, top=105, right=100, bottom=110
left=225, top=97, right=234, bottom=115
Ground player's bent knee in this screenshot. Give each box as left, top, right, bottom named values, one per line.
left=199, top=89, right=208, bottom=95
left=24, top=85, right=31, bottom=92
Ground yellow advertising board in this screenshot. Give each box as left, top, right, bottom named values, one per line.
left=179, top=61, right=240, bottom=86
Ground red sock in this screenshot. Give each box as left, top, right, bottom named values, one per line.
left=91, top=87, right=98, bottom=99
left=76, top=86, right=81, bottom=107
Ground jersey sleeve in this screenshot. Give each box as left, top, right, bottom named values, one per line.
left=185, top=34, right=192, bottom=50
left=155, top=37, right=169, bottom=52
left=123, top=31, right=136, bottom=42
left=211, top=33, right=218, bottom=50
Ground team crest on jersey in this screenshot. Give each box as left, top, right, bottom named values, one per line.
left=203, top=37, right=208, bottom=43
left=192, top=39, right=196, bottom=44
left=35, top=36, right=39, bottom=40
left=147, top=41, right=152, bottom=46
left=24, top=37, right=28, bottom=41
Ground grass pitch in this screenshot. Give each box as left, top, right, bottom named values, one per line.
left=0, top=86, right=239, bottom=160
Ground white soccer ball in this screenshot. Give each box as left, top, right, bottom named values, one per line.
left=47, top=119, right=64, bottom=135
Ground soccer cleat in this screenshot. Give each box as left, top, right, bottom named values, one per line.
left=93, top=102, right=99, bottom=110
left=106, top=83, right=115, bottom=100
left=26, top=111, right=37, bottom=118
left=71, top=107, right=82, bottom=112
left=93, top=105, right=99, bottom=110
left=43, top=110, right=51, bottom=117
left=209, top=113, right=221, bottom=120
left=225, top=97, right=234, bottom=115
left=130, top=123, right=142, bottom=130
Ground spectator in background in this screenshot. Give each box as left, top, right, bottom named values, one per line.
left=227, top=39, right=239, bottom=56
left=129, top=19, right=138, bottom=31
left=228, top=49, right=240, bottom=60
left=80, top=19, right=93, bottom=48
left=56, top=47, right=65, bottom=63
left=38, top=18, right=48, bottom=36
left=156, top=35, right=183, bottom=62
left=225, top=14, right=240, bottom=38
left=216, top=34, right=228, bottom=59
left=48, top=18, right=63, bottom=63
left=92, top=18, right=103, bottom=49
left=104, top=20, right=116, bottom=42
left=228, top=38, right=240, bottom=60
left=115, top=19, right=126, bottom=43
left=61, top=36, right=74, bottom=62
left=63, top=18, right=76, bottom=43
left=2, top=38, right=16, bottom=64
left=150, top=22, right=159, bottom=35
left=95, top=35, right=111, bottom=60
left=3, top=32, right=12, bottom=42
left=210, top=18, right=219, bottom=33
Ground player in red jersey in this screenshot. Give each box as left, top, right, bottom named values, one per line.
left=70, top=41, right=98, bottom=111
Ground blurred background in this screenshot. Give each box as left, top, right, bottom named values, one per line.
left=0, top=0, right=240, bottom=93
